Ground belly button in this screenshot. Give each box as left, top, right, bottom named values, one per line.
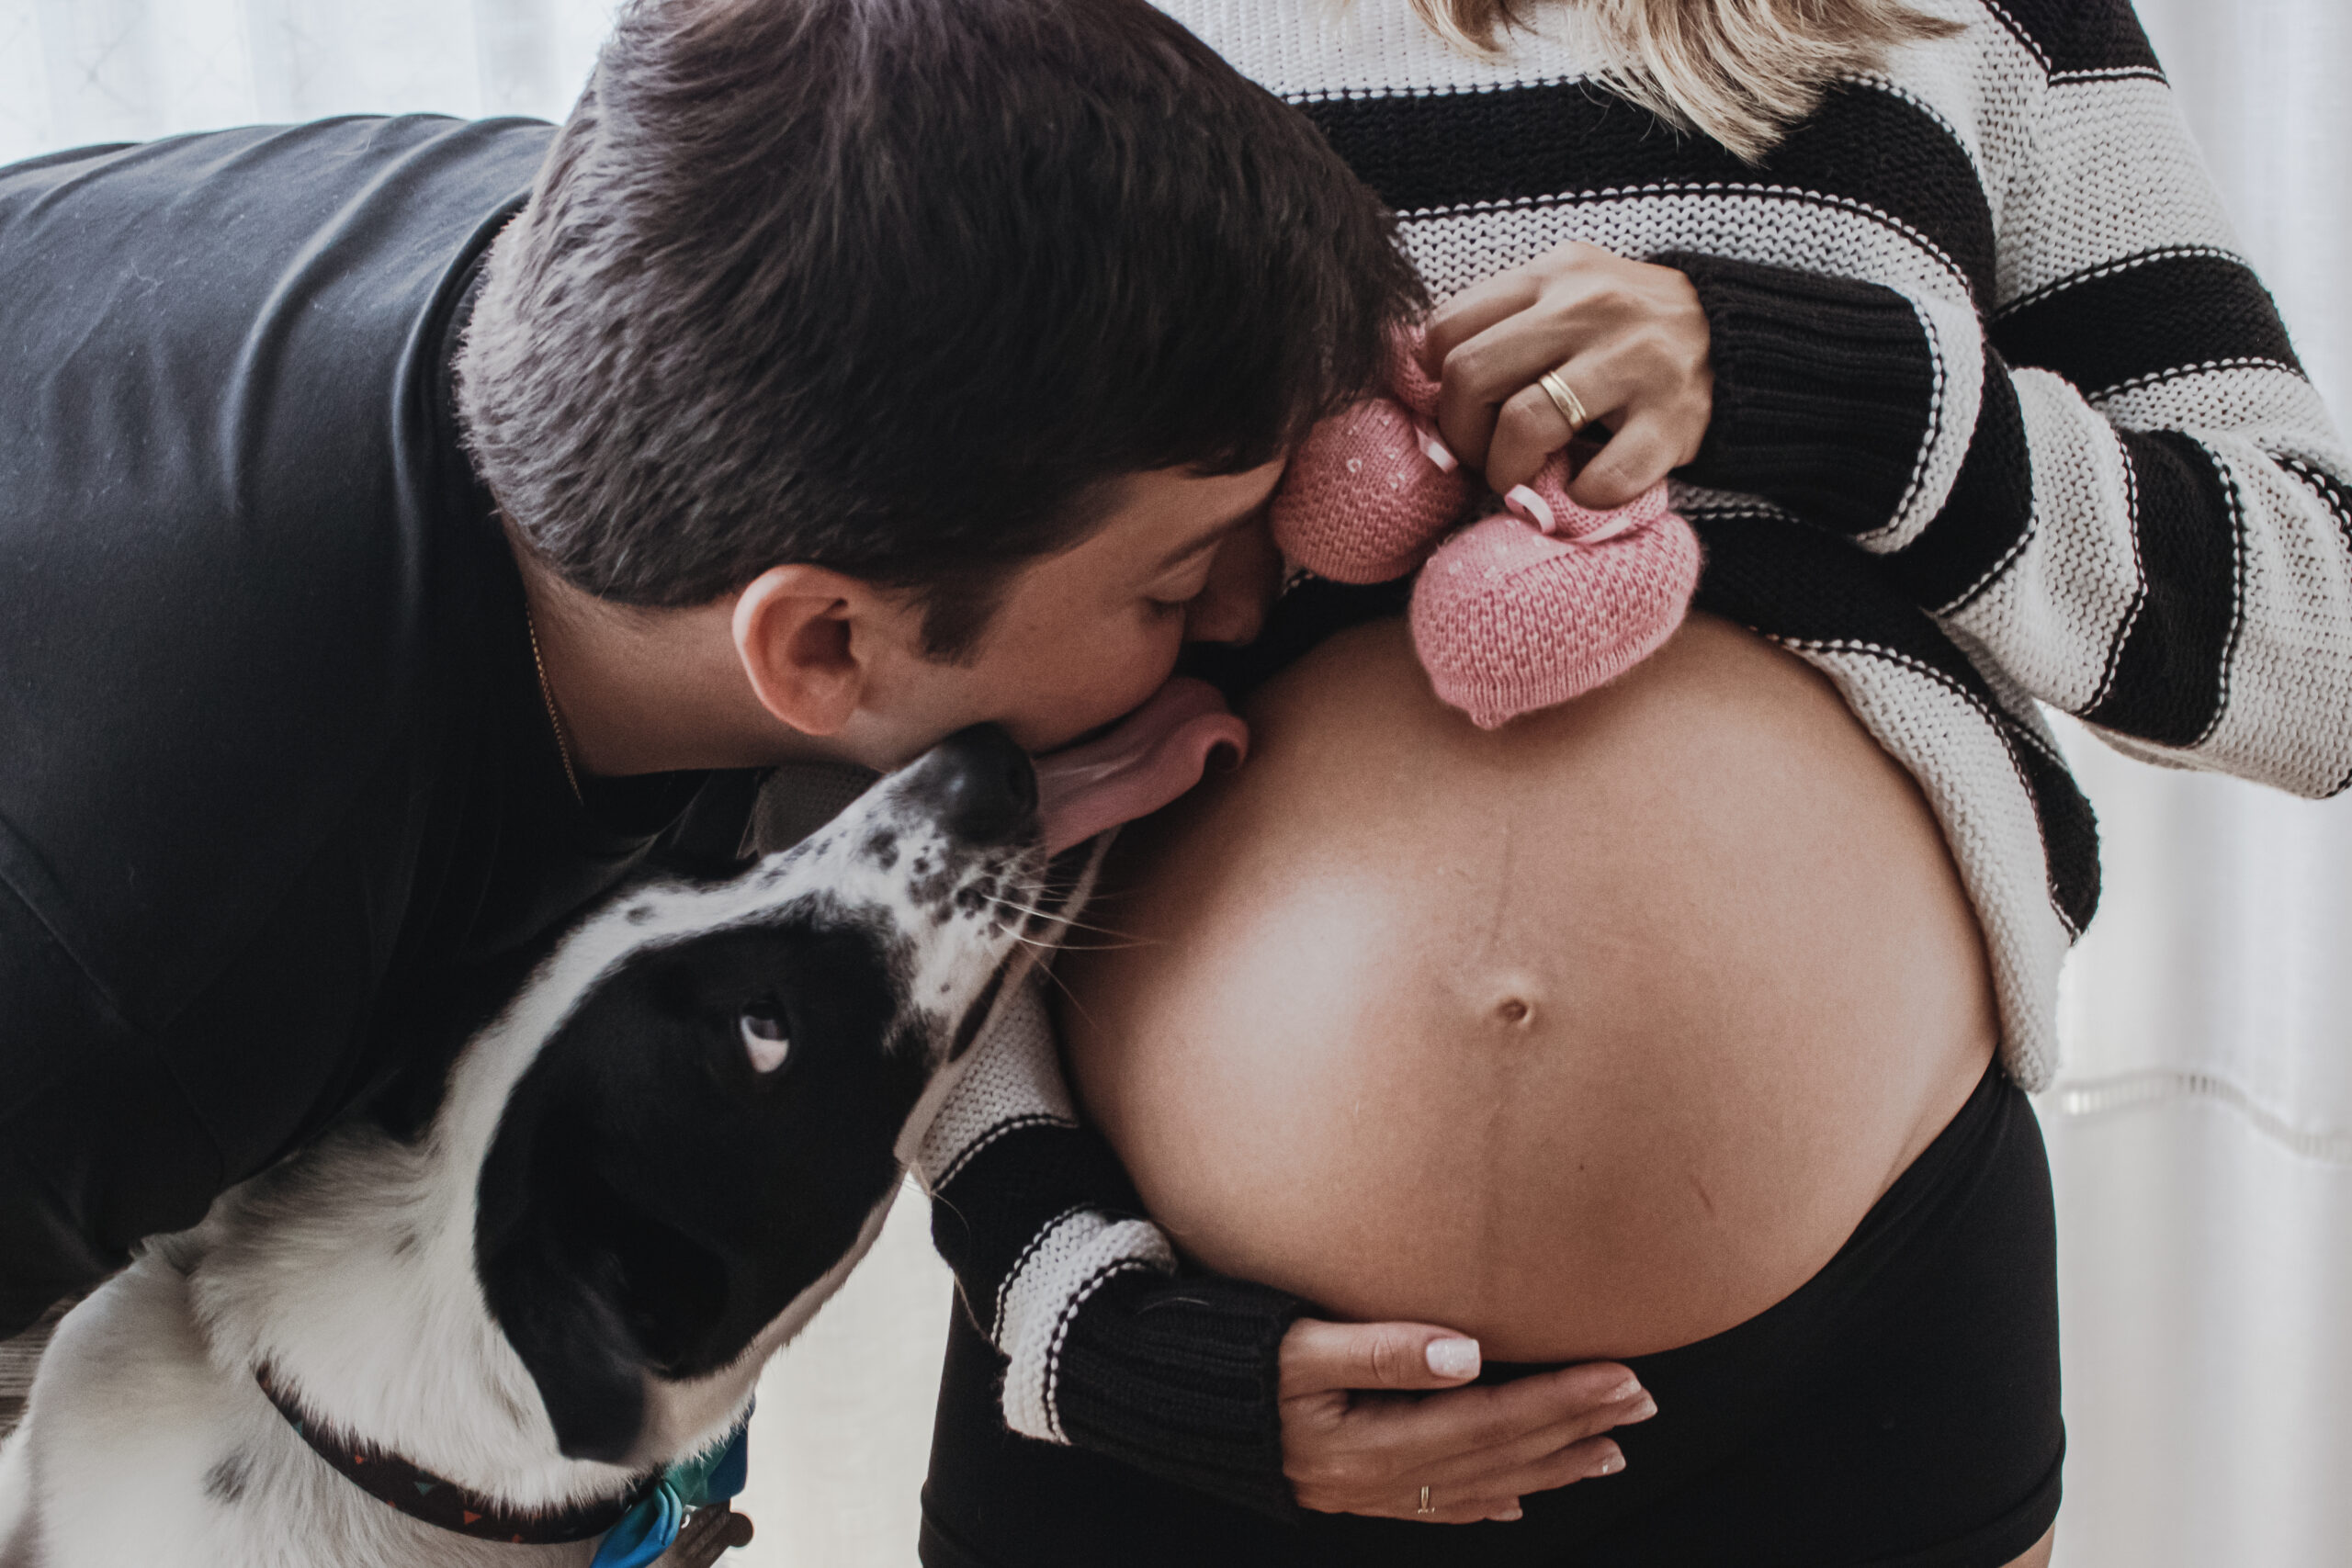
left=1467, top=973, right=1547, bottom=1035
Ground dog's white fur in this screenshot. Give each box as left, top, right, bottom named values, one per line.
left=0, top=755, right=1082, bottom=1568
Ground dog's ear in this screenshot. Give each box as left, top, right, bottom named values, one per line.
left=476, top=1076, right=663, bottom=1465
left=477, top=1224, right=648, bottom=1464
left=476, top=1050, right=734, bottom=1464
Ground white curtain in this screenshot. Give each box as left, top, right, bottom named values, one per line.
left=6, top=3, right=2348, bottom=1564
left=2040, top=4, right=2352, bottom=1563
left=0, top=0, right=611, bottom=155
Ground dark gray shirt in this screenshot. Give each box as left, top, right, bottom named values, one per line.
left=0, top=116, right=755, bottom=1332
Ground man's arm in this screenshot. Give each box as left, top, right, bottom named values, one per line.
left=0, top=878, right=213, bottom=1336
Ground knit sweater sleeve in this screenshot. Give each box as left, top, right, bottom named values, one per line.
left=914, top=976, right=1306, bottom=1518
left=1660, top=0, right=2352, bottom=798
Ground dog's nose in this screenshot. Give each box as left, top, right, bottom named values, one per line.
left=922, top=723, right=1038, bottom=844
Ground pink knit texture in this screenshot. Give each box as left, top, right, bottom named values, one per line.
left=1413, top=459, right=1702, bottom=728
left=1269, top=331, right=1466, bottom=585
left=1270, top=330, right=1702, bottom=727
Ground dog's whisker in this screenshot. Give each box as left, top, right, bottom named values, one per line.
left=922, top=1185, right=968, bottom=1233
left=986, top=914, right=1087, bottom=955
left=980, top=891, right=1092, bottom=925
left=1028, top=957, right=1096, bottom=1021
left=982, top=895, right=1136, bottom=942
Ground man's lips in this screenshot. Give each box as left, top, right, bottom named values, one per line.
left=1033, top=678, right=1250, bottom=853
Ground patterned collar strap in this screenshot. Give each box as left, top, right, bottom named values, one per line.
left=254, top=1364, right=655, bottom=1545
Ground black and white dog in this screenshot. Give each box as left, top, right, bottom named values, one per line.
left=0, top=724, right=1085, bottom=1568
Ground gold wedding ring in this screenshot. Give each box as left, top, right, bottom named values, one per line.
left=1537, top=367, right=1589, bottom=434
left=1416, top=1484, right=1436, bottom=1515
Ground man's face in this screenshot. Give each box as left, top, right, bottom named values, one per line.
left=857, top=460, right=1286, bottom=761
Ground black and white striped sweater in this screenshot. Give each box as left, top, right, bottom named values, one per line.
left=913, top=0, right=2352, bottom=1517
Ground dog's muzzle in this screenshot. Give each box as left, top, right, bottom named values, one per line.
left=903, top=723, right=1039, bottom=848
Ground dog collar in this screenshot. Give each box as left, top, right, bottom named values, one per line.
left=254, top=1363, right=661, bottom=1546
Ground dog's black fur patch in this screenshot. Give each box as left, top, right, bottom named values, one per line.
left=473, top=910, right=930, bottom=1463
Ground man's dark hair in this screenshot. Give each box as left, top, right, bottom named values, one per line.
left=456, top=0, right=1425, bottom=659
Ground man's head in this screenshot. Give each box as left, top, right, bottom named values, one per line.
left=458, top=0, right=1422, bottom=758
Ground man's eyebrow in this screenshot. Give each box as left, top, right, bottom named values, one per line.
left=1153, top=508, right=1258, bottom=570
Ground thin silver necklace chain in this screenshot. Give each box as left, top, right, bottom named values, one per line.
left=523, top=602, right=585, bottom=805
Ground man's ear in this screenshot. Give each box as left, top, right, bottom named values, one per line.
left=732, top=565, right=888, bottom=738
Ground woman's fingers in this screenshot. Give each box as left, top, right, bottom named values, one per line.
left=1420, top=267, right=1546, bottom=372
left=1413, top=1382, right=1657, bottom=1490
left=1422, top=240, right=1623, bottom=373
left=1486, top=376, right=1611, bottom=493
left=1279, top=1317, right=1487, bottom=1397
left=1280, top=1323, right=1654, bottom=1523
left=1430, top=310, right=1597, bottom=471
left=1416, top=238, right=1713, bottom=494
left=1485, top=347, right=1711, bottom=499
left=1564, top=407, right=1697, bottom=510
left=1311, top=1429, right=1637, bottom=1525
left=1400, top=1434, right=1634, bottom=1525
left=1344, top=1359, right=1646, bottom=1458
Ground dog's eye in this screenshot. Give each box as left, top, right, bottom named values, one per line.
left=739, top=1007, right=791, bottom=1075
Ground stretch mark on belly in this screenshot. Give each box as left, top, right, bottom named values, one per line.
left=1689, top=1170, right=1718, bottom=1220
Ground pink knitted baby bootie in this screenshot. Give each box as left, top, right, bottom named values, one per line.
left=1270, top=330, right=1469, bottom=584
left=1409, top=463, right=1702, bottom=728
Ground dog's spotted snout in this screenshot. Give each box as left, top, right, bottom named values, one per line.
left=916, top=723, right=1038, bottom=846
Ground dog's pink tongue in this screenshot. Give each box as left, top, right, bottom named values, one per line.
left=1035, top=678, right=1249, bottom=853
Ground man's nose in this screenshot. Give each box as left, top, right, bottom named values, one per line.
left=1183, top=515, right=1281, bottom=647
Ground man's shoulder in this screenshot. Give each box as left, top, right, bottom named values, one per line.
left=1, top=117, right=552, bottom=448
left=0, top=116, right=553, bottom=1032
left=0, top=115, right=553, bottom=231
left=0, top=115, right=552, bottom=575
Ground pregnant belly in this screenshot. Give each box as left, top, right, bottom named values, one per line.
left=1059, top=615, right=1998, bottom=1360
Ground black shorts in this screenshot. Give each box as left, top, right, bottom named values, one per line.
left=920, top=1060, right=2062, bottom=1568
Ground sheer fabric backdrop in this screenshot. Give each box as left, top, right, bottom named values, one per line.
left=2041, top=4, right=2352, bottom=1563
left=5, top=1, right=2347, bottom=1562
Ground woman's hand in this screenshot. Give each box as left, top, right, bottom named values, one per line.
left=1423, top=241, right=1713, bottom=510
left=1279, top=1317, right=1657, bottom=1523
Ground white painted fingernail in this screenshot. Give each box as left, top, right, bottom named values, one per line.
left=1426, top=1337, right=1481, bottom=1379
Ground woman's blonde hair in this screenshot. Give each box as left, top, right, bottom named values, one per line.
left=1413, top=0, right=1963, bottom=162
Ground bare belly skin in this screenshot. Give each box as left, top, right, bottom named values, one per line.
left=1059, top=615, right=1999, bottom=1361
